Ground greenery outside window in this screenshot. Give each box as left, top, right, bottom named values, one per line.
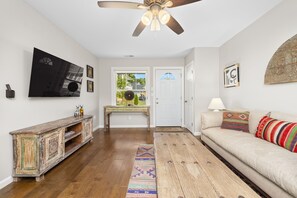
left=116, top=72, right=147, bottom=106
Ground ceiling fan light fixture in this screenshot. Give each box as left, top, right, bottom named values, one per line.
left=151, top=17, right=160, bottom=31
left=141, top=11, right=153, bottom=26
left=158, top=10, right=170, bottom=25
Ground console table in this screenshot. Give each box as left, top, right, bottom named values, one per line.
left=104, top=105, right=150, bottom=131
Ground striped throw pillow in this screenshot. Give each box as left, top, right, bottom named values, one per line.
left=221, top=111, right=249, bottom=132
left=255, top=116, right=297, bottom=152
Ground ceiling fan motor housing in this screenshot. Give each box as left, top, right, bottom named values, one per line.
left=144, top=0, right=164, bottom=6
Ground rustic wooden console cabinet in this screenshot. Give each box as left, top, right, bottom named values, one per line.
left=10, top=115, right=93, bottom=181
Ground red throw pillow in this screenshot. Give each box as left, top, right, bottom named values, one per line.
left=221, top=111, right=249, bottom=132
left=255, top=116, right=297, bottom=152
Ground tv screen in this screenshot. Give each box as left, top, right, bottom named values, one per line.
left=28, top=48, right=83, bottom=97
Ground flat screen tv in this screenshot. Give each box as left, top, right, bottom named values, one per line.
left=28, top=48, right=84, bottom=97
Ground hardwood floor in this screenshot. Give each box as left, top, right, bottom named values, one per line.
left=0, top=128, right=154, bottom=198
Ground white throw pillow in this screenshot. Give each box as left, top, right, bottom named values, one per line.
left=201, top=111, right=223, bottom=130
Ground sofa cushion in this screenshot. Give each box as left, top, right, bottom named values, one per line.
left=249, top=110, right=270, bottom=134
left=255, top=116, right=297, bottom=152
left=201, top=111, right=223, bottom=130
left=271, top=112, right=297, bottom=122
left=202, top=128, right=297, bottom=197
left=221, top=111, right=249, bottom=132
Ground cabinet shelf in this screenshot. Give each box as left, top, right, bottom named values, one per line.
left=64, top=144, right=81, bottom=158
left=65, top=132, right=82, bottom=143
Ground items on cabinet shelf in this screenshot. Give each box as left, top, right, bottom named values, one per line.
left=74, top=105, right=84, bottom=117
left=79, top=105, right=84, bottom=116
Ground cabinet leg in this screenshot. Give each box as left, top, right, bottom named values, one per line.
left=35, top=175, right=44, bottom=182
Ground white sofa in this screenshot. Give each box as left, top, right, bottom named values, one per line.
left=201, top=111, right=297, bottom=198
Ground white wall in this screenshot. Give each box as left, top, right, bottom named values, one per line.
left=98, top=58, right=184, bottom=127
left=219, top=0, right=297, bottom=114
left=0, top=0, right=99, bottom=186
left=185, top=48, right=220, bottom=133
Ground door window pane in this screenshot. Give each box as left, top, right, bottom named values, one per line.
left=160, top=72, right=176, bottom=80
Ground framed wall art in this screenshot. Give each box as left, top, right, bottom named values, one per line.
left=86, top=65, right=94, bottom=78
left=87, top=80, right=94, bottom=92
left=224, top=64, right=240, bottom=88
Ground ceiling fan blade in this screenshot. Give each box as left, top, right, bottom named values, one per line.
left=132, top=21, right=146, bottom=37
left=97, top=1, right=145, bottom=9
left=168, top=0, right=201, bottom=8
left=166, top=16, right=184, bottom=35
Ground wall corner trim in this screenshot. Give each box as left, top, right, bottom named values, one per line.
left=0, top=176, right=13, bottom=190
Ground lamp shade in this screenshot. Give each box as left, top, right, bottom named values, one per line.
left=208, top=98, right=225, bottom=111
left=141, top=11, right=153, bottom=26
left=158, top=10, right=170, bottom=25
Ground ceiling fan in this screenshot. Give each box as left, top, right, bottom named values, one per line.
left=97, top=0, right=201, bottom=36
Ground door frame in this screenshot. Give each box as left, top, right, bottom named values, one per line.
left=184, top=61, right=195, bottom=134
left=153, top=66, right=184, bottom=127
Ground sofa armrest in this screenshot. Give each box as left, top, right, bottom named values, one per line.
left=201, top=111, right=223, bottom=130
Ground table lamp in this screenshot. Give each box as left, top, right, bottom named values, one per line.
left=208, top=98, right=225, bottom=112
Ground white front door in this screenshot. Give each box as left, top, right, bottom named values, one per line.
left=185, top=62, right=195, bottom=133
left=155, top=68, right=183, bottom=126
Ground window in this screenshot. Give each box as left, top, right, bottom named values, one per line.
left=111, top=68, right=150, bottom=106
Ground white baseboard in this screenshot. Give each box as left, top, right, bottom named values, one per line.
left=97, top=125, right=155, bottom=129
left=93, top=125, right=100, bottom=132
left=193, top=131, right=202, bottom=136
left=0, top=176, right=13, bottom=189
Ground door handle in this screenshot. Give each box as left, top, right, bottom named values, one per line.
left=185, top=100, right=188, bottom=103
left=156, top=102, right=159, bottom=104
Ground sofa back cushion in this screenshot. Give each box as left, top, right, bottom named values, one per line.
left=249, top=111, right=270, bottom=134
left=221, top=111, right=249, bottom=132
left=271, top=112, right=297, bottom=122
left=255, top=116, right=297, bottom=152
left=201, top=112, right=223, bottom=130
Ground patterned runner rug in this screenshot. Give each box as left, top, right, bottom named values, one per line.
left=126, top=144, right=157, bottom=198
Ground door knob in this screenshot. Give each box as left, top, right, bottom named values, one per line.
left=185, top=100, right=188, bottom=103
left=156, top=102, right=159, bottom=104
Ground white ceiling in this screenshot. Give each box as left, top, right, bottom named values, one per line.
left=24, top=0, right=282, bottom=58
